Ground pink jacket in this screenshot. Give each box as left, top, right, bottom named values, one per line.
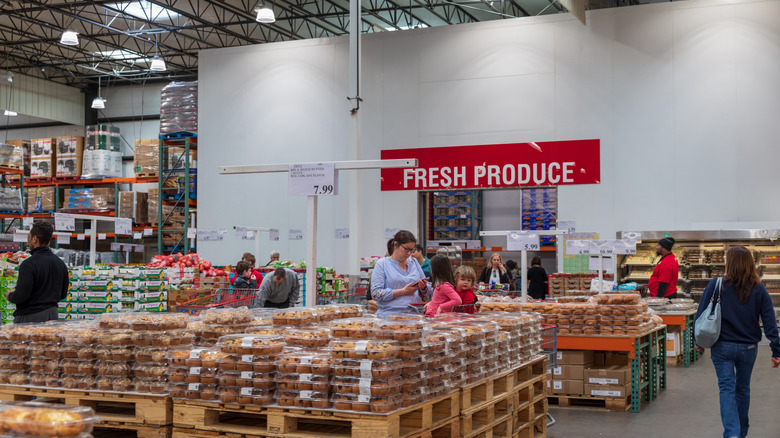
left=425, top=282, right=462, bottom=317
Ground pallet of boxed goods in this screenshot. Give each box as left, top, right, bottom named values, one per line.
left=173, top=391, right=459, bottom=438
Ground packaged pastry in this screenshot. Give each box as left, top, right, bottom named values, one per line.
left=284, top=328, right=331, bottom=347
left=96, top=377, right=132, bottom=392
left=328, top=318, right=378, bottom=339
left=96, top=347, right=132, bottom=362
left=400, top=356, right=425, bottom=373
left=201, top=324, right=252, bottom=341
left=30, top=343, right=60, bottom=359
left=220, top=387, right=275, bottom=405
left=330, top=340, right=398, bottom=359
left=220, top=371, right=276, bottom=389
left=276, top=390, right=330, bottom=408
left=245, top=326, right=287, bottom=336
left=8, top=373, right=29, bottom=385
left=169, top=348, right=226, bottom=368
left=61, top=359, right=95, bottom=376
left=0, top=342, right=11, bottom=356
left=317, top=305, right=340, bottom=322
left=134, top=378, right=168, bottom=394
left=31, top=358, right=59, bottom=373
left=0, top=401, right=99, bottom=437
left=133, top=365, right=169, bottom=379
left=331, top=393, right=402, bottom=413
left=170, top=383, right=218, bottom=400
left=218, top=334, right=286, bottom=355
left=6, top=326, right=30, bottom=342
left=374, top=320, right=425, bottom=341
left=273, top=307, right=320, bottom=326
left=219, top=354, right=278, bottom=373
left=201, top=308, right=254, bottom=325
left=331, top=376, right=402, bottom=396
left=277, top=352, right=332, bottom=374
left=332, top=303, right=364, bottom=319
left=276, top=373, right=329, bottom=391
left=29, top=326, right=63, bottom=344
left=595, top=293, right=640, bottom=305
left=331, top=358, right=402, bottom=379
left=134, top=330, right=194, bottom=347
left=134, top=348, right=169, bottom=364
left=75, top=346, right=97, bottom=361
left=29, top=373, right=59, bottom=388
left=97, top=330, right=134, bottom=347
left=128, top=313, right=188, bottom=331
left=96, top=361, right=133, bottom=377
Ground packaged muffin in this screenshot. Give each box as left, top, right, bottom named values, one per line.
left=0, top=401, right=99, bottom=437
left=331, top=393, right=401, bottom=413
left=134, top=348, right=169, bottom=364
left=375, top=320, right=425, bottom=341
left=276, top=373, right=329, bottom=391
left=134, top=379, right=168, bottom=394
left=129, top=313, right=188, bottom=331
left=218, top=334, right=285, bottom=355
left=96, top=347, right=132, bottom=362
left=276, top=352, right=332, bottom=375
left=133, top=365, right=168, bottom=379
left=134, top=330, right=194, bottom=347
left=328, top=318, right=378, bottom=339
left=284, top=328, right=331, bottom=347
left=168, top=348, right=225, bottom=368
left=201, top=308, right=254, bottom=325
left=220, top=387, right=275, bottom=405
left=332, top=303, right=364, bottom=319
left=276, top=390, right=330, bottom=408
left=219, top=354, right=278, bottom=373
left=330, top=340, right=398, bottom=359
left=220, top=371, right=276, bottom=389
left=331, top=358, right=402, bottom=379
left=170, top=383, right=218, bottom=400
left=96, top=361, right=133, bottom=377
left=331, top=376, right=402, bottom=396
left=29, top=343, right=60, bottom=359
left=272, top=307, right=320, bottom=326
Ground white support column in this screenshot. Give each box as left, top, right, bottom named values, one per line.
left=520, top=250, right=528, bottom=302
left=306, top=196, right=318, bottom=307
left=89, top=219, right=98, bottom=267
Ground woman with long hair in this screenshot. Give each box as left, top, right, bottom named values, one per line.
left=478, top=253, right=511, bottom=285
left=527, top=256, right=548, bottom=300
left=370, top=230, right=430, bottom=317
left=424, top=255, right=461, bottom=316
left=695, top=246, right=780, bottom=438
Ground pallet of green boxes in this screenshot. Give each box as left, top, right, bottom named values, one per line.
left=0, top=273, right=18, bottom=324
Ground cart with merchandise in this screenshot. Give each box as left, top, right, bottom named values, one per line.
left=176, top=288, right=261, bottom=315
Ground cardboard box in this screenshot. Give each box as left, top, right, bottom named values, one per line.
left=552, top=379, right=584, bottom=396
left=552, top=364, right=587, bottom=381
left=119, top=191, right=149, bottom=223
left=593, top=351, right=630, bottom=367
left=585, top=365, right=630, bottom=386
left=85, top=125, right=120, bottom=151
left=134, top=140, right=159, bottom=175
left=556, top=350, right=595, bottom=365
left=6, top=140, right=30, bottom=177
left=584, top=383, right=631, bottom=399
left=667, top=332, right=681, bottom=357
left=63, top=188, right=115, bottom=211
left=30, top=156, right=55, bottom=178
left=31, top=138, right=55, bottom=157
left=55, top=136, right=84, bottom=177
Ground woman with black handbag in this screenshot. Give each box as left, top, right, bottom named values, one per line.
left=695, top=246, right=780, bottom=438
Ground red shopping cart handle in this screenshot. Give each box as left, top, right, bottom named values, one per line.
left=410, top=302, right=426, bottom=306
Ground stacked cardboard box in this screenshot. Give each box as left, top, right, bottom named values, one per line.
left=134, top=139, right=159, bottom=176
left=547, top=350, right=631, bottom=399
left=5, top=140, right=30, bottom=178
left=85, top=124, right=120, bottom=151
left=62, top=188, right=115, bottom=211
left=83, top=125, right=121, bottom=178
left=118, top=191, right=149, bottom=223
left=26, top=186, right=58, bottom=212
left=30, top=138, right=55, bottom=179
left=55, top=136, right=84, bottom=177
left=548, top=350, right=592, bottom=397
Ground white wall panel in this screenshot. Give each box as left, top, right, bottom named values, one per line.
left=199, top=0, right=780, bottom=270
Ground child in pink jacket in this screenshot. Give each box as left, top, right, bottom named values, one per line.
left=425, top=255, right=462, bottom=317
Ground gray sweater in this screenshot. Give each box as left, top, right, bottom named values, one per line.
left=258, top=269, right=300, bottom=306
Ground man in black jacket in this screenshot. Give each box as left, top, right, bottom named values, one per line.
left=6, top=221, right=69, bottom=323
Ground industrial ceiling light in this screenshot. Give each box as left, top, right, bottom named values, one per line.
left=150, top=56, right=166, bottom=71
left=92, top=77, right=106, bottom=109
left=3, top=110, right=17, bottom=117
left=60, top=30, right=79, bottom=46
left=256, top=5, right=275, bottom=23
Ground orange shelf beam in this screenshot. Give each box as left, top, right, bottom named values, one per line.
left=557, top=334, right=641, bottom=359
left=659, top=314, right=689, bottom=328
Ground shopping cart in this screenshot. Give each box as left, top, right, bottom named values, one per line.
left=451, top=303, right=481, bottom=314
left=176, top=288, right=261, bottom=315
left=408, top=302, right=427, bottom=315
left=540, top=323, right=557, bottom=428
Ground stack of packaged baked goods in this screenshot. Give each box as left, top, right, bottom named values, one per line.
left=28, top=325, right=64, bottom=388
left=199, top=308, right=256, bottom=347
left=276, top=349, right=333, bottom=408
left=60, top=324, right=100, bottom=390
left=0, top=401, right=99, bottom=438
left=168, top=348, right=224, bottom=402
left=593, top=294, right=654, bottom=336
left=330, top=338, right=402, bottom=413
left=132, top=314, right=193, bottom=394
left=218, top=334, right=285, bottom=405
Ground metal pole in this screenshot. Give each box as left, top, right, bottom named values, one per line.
left=348, top=0, right=362, bottom=283
left=89, top=218, right=97, bottom=267
left=305, top=195, right=318, bottom=307
left=598, top=254, right=603, bottom=292
left=520, top=249, right=528, bottom=302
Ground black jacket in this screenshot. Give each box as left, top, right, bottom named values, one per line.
left=478, top=266, right=512, bottom=285
left=8, top=246, right=69, bottom=316
left=233, top=275, right=258, bottom=290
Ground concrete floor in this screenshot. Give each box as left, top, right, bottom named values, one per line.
left=547, top=344, right=780, bottom=438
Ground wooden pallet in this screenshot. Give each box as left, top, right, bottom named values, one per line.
left=95, top=423, right=172, bottom=438
left=173, top=391, right=459, bottom=438
left=460, top=370, right=514, bottom=412
left=547, top=393, right=630, bottom=412
left=511, top=401, right=533, bottom=432
left=509, top=356, right=547, bottom=393
left=530, top=395, right=547, bottom=419
left=136, top=172, right=160, bottom=179
left=464, top=416, right=513, bottom=438
left=513, top=414, right=546, bottom=438
left=460, top=393, right=514, bottom=437
left=0, top=385, right=172, bottom=426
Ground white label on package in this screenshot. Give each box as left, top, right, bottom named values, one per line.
left=241, top=371, right=253, bottom=379
left=566, top=240, right=591, bottom=255
left=300, top=390, right=313, bottom=400
left=299, top=374, right=313, bottom=383
left=241, top=387, right=252, bottom=396
left=507, top=231, right=540, bottom=251
left=115, top=218, right=132, bottom=235
left=553, top=366, right=562, bottom=375
left=355, top=340, right=369, bottom=353
left=357, top=395, right=370, bottom=403
left=188, top=383, right=200, bottom=391
left=54, top=213, right=75, bottom=232
left=553, top=381, right=563, bottom=390
left=358, top=378, right=372, bottom=396
left=591, top=389, right=623, bottom=397
left=190, top=367, right=201, bottom=375
left=190, top=349, right=204, bottom=359
left=288, top=162, right=337, bottom=196
left=241, top=354, right=253, bottom=362
left=589, top=377, right=619, bottom=385
left=360, top=360, right=373, bottom=378
left=241, top=337, right=254, bottom=347
left=300, top=356, right=312, bottom=365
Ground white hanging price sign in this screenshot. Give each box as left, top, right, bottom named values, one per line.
left=110, top=242, right=121, bottom=251
left=12, top=232, right=26, bottom=243
left=77, top=234, right=86, bottom=241
left=566, top=240, right=591, bottom=255
left=613, top=240, right=638, bottom=255
left=288, top=162, right=338, bottom=196
left=22, top=217, right=33, bottom=230
left=54, top=213, right=75, bottom=232
left=558, top=220, right=576, bottom=233
left=622, top=232, right=642, bottom=242
left=143, top=228, right=153, bottom=236
left=269, top=229, right=279, bottom=241
left=590, top=240, right=614, bottom=256
left=589, top=256, right=615, bottom=272
left=289, top=229, right=303, bottom=240
left=506, top=231, right=540, bottom=251
left=57, top=234, right=70, bottom=245
left=115, top=218, right=132, bottom=235
left=98, top=233, right=107, bottom=240
left=187, top=228, right=197, bottom=239
left=133, top=232, right=142, bottom=240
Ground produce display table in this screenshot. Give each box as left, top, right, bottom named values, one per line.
left=658, top=310, right=700, bottom=367
left=556, top=325, right=667, bottom=413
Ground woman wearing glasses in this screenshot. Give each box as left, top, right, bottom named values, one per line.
left=371, top=230, right=431, bottom=317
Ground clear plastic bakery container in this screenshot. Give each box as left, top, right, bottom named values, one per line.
left=134, top=347, right=169, bottom=364
left=328, top=317, right=378, bottom=339
left=30, top=358, right=60, bottom=373
left=0, top=401, right=99, bottom=437
left=96, top=361, right=133, bottom=377
left=97, top=329, right=134, bottom=347
left=133, top=378, right=168, bottom=394
left=331, top=358, right=402, bottom=379
left=29, top=373, right=59, bottom=388
left=129, top=313, right=188, bottom=331
left=96, top=347, right=133, bottom=362
left=134, top=330, right=194, bottom=347
left=331, top=303, right=364, bottom=319
left=400, top=356, right=425, bottom=373
left=272, top=307, right=321, bottom=326
left=219, top=353, right=279, bottom=373
left=331, top=376, right=402, bottom=396
left=374, top=320, right=425, bottom=341
left=220, top=387, right=275, bottom=405
left=331, top=393, right=401, bottom=413
left=276, top=373, right=328, bottom=391
left=30, top=343, right=60, bottom=359
left=168, top=383, right=218, bottom=400
left=276, top=389, right=330, bottom=408
left=201, top=307, right=254, bottom=325
left=168, top=348, right=226, bottom=368
left=276, top=351, right=332, bottom=375
left=132, top=364, right=169, bottom=380
left=220, top=371, right=277, bottom=389
left=98, top=313, right=133, bottom=329
left=330, top=339, right=399, bottom=359
left=217, top=334, right=286, bottom=355
left=7, top=373, right=29, bottom=385
left=245, top=326, right=287, bottom=336
left=284, top=328, right=331, bottom=348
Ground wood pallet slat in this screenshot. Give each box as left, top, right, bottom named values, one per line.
left=460, top=393, right=514, bottom=438
left=512, top=414, right=546, bottom=438
left=460, top=370, right=513, bottom=412
left=509, top=356, right=547, bottom=393
left=548, top=393, right=630, bottom=412
left=95, top=423, right=172, bottom=438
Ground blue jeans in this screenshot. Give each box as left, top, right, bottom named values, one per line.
left=710, top=341, right=758, bottom=438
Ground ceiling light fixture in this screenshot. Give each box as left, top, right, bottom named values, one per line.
left=256, top=5, right=275, bottom=23
left=60, top=30, right=79, bottom=46
left=149, top=34, right=166, bottom=72
left=3, top=110, right=17, bottom=117
left=92, top=77, right=106, bottom=110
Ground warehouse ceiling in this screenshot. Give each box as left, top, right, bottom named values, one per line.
left=0, top=0, right=651, bottom=89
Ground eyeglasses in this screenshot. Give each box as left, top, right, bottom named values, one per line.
left=400, top=244, right=416, bottom=253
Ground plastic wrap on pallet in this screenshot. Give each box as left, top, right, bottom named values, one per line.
left=85, top=125, right=120, bottom=152
left=81, top=150, right=122, bottom=179
left=134, top=139, right=159, bottom=176
left=159, top=81, right=198, bottom=134
left=0, top=187, right=22, bottom=211
left=26, top=187, right=57, bottom=212
left=0, top=143, right=24, bottom=170
left=59, top=188, right=115, bottom=212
